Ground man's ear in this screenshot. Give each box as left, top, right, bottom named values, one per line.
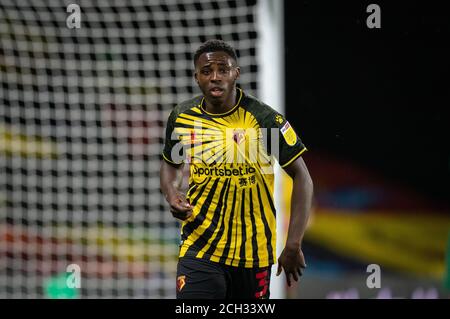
left=194, top=71, right=199, bottom=84
left=235, top=67, right=240, bottom=81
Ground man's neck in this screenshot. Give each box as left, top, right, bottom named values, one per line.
left=204, top=88, right=237, bottom=114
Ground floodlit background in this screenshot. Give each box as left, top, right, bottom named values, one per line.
left=1, top=0, right=449, bottom=298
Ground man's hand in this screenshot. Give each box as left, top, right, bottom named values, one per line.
left=166, top=191, right=193, bottom=221
left=276, top=244, right=307, bottom=287
left=278, top=157, right=312, bottom=287
left=160, top=161, right=193, bottom=221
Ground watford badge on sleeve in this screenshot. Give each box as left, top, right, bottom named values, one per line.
left=280, top=121, right=297, bottom=146
left=275, top=114, right=284, bottom=124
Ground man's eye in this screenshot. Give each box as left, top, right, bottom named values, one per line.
left=201, top=70, right=210, bottom=75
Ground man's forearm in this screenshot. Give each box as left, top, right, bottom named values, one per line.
left=285, top=170, right=313, bottom=248
left=160, top=161, right=182, bottom=200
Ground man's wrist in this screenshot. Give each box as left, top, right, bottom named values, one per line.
left=285, top=240, right=302, bottom=250
left=164, top=187, right=178, bottom=202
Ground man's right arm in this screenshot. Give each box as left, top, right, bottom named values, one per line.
left=160, top=160, right=192, bottom=220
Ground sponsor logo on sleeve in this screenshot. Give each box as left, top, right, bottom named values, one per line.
left=280, top=121, right=297, bottom=146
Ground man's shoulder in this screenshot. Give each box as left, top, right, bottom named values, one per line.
left=173, top=95, right=203, bottom=116
left=242, top=92, right=281, bottom=124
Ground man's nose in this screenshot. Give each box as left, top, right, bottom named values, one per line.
left=210, top=71, right=221, bottom=81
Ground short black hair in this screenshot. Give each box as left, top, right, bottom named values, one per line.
left=193, top=39, right=238, bottom=66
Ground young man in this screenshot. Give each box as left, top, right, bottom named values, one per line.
left=160, top=39, right=313, bottom=299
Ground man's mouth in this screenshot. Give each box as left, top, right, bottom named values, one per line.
left=210, top=87, right=224, bottom=97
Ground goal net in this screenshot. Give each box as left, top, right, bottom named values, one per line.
left=0, top=0, right=260, bottom=298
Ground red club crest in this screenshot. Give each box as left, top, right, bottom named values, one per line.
left=177, top=275, right=186, bottom=292
left=233, top=129, right=245, bottom=145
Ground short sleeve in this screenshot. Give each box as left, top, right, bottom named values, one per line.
left=266, top=113, right=307, bottom=168
left=162, top=109, right=183, bottom=167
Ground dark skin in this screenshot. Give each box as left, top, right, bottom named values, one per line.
left=160, top=162, right=193, bottom=220
left=276, top=157, right=313, bottom=287
left=194, top=51, right=240, bottom=114
left=160, top=50, right=314, bottom=287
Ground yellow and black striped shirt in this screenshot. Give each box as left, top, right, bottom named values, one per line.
left=162, top=88, right=307, bottom=268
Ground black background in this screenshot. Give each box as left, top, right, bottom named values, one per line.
left=285, top=0, right=450, bottom=206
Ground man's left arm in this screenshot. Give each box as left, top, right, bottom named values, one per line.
left=276, top=156, right=313, bottom=287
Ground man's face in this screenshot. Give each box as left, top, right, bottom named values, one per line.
left=194, top=51, right=240, bottom=104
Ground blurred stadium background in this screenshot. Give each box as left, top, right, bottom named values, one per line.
left=284, top=1, right=450, bottom=299
left=1, top=0, right=449, bottom=299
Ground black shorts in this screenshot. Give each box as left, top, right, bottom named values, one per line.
left=176, top=256, right=272, bottom=299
